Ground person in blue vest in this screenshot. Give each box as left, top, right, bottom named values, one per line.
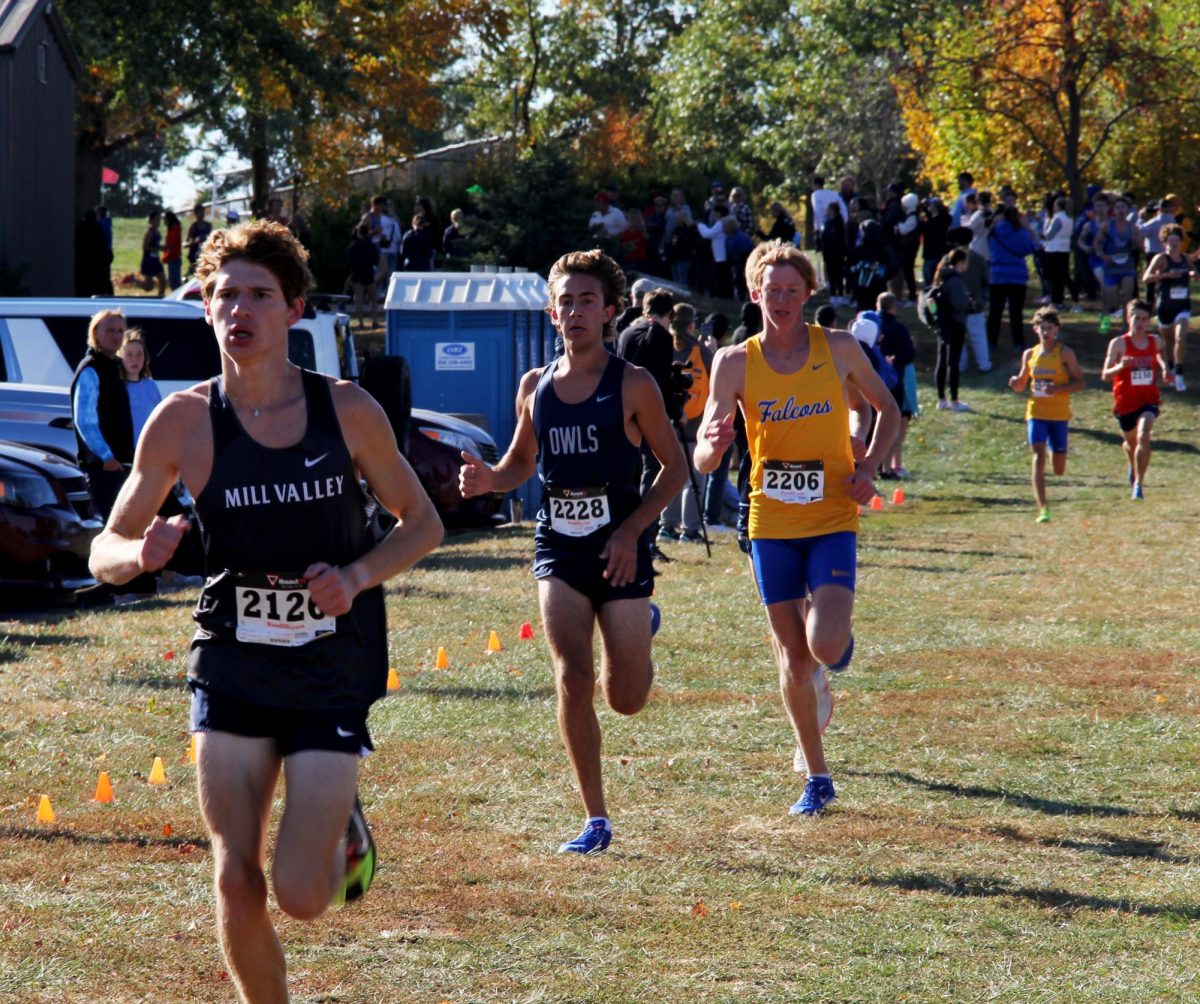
left=459, top=249, right=687, bottom=855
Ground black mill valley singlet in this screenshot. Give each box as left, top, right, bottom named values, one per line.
left=188, top=369, right=387, bottom=710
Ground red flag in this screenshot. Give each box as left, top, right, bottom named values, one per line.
left=101, top=167, right=119, bottom=185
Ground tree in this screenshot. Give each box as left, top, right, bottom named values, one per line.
left=899, top=0, right=1199, bottom=205
left=653, top=0, right=919, bottom=215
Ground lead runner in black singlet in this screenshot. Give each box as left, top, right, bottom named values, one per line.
left=460, top=250, right=686, bottom=855
left=90, top=221, right=443, bottom=1004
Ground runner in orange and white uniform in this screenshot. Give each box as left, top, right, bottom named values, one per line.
left=695, top=240, right=899, bottom=817
left=1100, top=298, right=1172, bottom=500
left=1008, top=307, right=1085, bottom=522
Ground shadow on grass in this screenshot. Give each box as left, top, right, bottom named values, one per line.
left=105, top=672, right=188, bottom=691
left=982, top=407, right=1200, bottom=455
left=985, top=824, right=1197, bottom=864
left=418, top=552, right=529, bottom=572
left=847, top=769, right=1136, bottom=818
left=864, top=544, right=1002, bottom=559
left=405, top=683, right=555, bottom=702
left=860, top=871, right=1200, bottom=919
left=0, top=632, right=95, bottom=654
left=388, top=584, right=453, bottom=600
left=0, top=824, right=209, bottom=851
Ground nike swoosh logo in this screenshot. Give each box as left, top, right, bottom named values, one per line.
left=305, top=453, right=329, bottom=468
left=596, top=394, right=613, bottom=403
left=813, top=363, right=826, bottom=371
left=336, top=726, right=355, bottom=738
left=638, top=579, right=652, bottom=587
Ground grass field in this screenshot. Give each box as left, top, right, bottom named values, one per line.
left=3, top=312, right=1200, bottom=1003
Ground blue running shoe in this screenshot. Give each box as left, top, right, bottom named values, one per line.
left=649, top=602, right=661, bottom=637
left=557, top=820, right=612, bottom=855
left=789, top=776, right=837, bottom=816
left=1132, top=484, right=1144, bottom=500
left=826, top=634, right=854, bottom=673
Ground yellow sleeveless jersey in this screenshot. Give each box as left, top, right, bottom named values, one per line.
left=682, top=342, right=710, bottom=422
left=1025, top=342, right=1071, bottom=421
left=744, top=326, right=858, bottom=539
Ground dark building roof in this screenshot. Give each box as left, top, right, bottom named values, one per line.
left=0, top=0, right=81, bottom=76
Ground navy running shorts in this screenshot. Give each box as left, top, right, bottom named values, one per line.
left=189, top=684, right=373, bottom=758
left=1115, top=404, right=1160, bottom=433
left=533, top=545, right=654, bottom=611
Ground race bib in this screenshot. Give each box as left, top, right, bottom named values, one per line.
left=1169, top=285, right=1188, bottom=300
left=1111, top=253, right=1130, bottom=265
left=234, top=573, right=336, bottom=647
left=1032, top=380, right=1056, bottom=398
left=547, top=485, right=610, bottom=537
left=762, top=460, right=824, bottom=505
left=1131, top=367, right=1154, bottom=386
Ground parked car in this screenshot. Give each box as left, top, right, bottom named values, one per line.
left=0, top=439, right=102, bottom=596
left=0, top=296, right=504, bottom=527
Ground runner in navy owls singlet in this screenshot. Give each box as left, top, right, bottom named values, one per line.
left=460, top=249, right=686, bottom=856
left=90, top=221, right=442, bottom=1001
left=531, top=352, right=654, bottom=607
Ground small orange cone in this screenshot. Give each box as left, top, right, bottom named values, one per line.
left=36, top=794, right=55, bottom=825
left=518, top=621, right=535, bottom=640
left=187, top=735, right=197, bottom=764
left=94, top=771, right=114, bottom=804
left=487, top=630, right=502, bottom=653
left=870, top=495, right=884, bottom=510
left=386, top=667, right=401, bottom=691
left=435, top=646, right=450, bottom=670
left=891, top=487, right=905, bottom=505
left=148, top=756, right=167, bottom=785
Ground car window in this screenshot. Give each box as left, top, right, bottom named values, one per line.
left=43, top=314, right=222, bottom=383
left=7, top=319, right=77, bottom=384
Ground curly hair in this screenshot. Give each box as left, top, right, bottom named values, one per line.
left=195, top=219, right=314, bottom=305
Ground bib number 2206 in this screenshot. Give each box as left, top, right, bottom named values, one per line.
left=235, top=573, right=335, bottom=647
left=762, top=460, right=824, bottom=505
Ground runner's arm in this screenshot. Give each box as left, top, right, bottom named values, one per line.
left=459, top=368, right=542, bottom=497
left=1008, top=348, right=1033, bottom=392
left=1060, top=347, right=1086, bottom=394
left=1100, top=337, right=1127, bottom=380
left=1142, top=252, right=1168, bottom=284
left=832, top=331, right=900, bottom=487
left=89, top=398, right=192, bottom=584
left=599, top=369, right=687, bottom=586
left=845, top=383, right=871, bottom=462
left=694, top=346, right=744, bottom=473
left=312, top=383, right=444, bottom=616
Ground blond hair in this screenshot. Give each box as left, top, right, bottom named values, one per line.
left=744, top=240, right=817, bottom=295
left=87, top=308, right=125, bottom=350
left=118, top=328, right=152, bottom=380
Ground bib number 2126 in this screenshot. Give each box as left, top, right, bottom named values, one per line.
left=235, top=573, right=335, bottom=647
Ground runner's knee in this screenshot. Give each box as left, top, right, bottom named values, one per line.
left=214, top=856, right=269, bottom=915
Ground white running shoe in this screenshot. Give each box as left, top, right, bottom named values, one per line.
left=950, top=400, right=973, bottom=412
left=1175, top=374, right=1187, bottom=392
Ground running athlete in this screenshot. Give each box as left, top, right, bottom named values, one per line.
left=89, top=221, right=443, bottom=1004
left=1142, top=223, right=1194, bottom=392
left=695, top=240, right=899, bottom=816
left=1008, top=307, right=1085, bottom=522
left=1101, top=299, right=1172, bottom=500
left=459, top=250, right=686, bottom=855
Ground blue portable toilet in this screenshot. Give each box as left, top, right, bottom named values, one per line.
left=385, top=270, right=556, bottom=516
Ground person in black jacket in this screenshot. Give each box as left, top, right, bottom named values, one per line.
left=875, top=292, right=918, bottom=477
left=617, top=288, right=676, bottom=551
left=400, top=214, right=435, bottom=270
left=933, top=249, right=973, bottom=411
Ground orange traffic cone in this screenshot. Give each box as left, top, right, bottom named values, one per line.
left=891, top=487, right=905, bottom=505
left=518, top=621, right=535, bottom=640
left=148, top=756, right=167, bottom=785
left=386, top=667, right=401, bottom=691
left=870, top=495, right=884, bottom=510
left=94, top=771, right=114, bottom=804
left=36, top=795, right=55, bottom=825
left=487, top=630, right=502, bottom=653
left=435, top=646, right=450, bottom=670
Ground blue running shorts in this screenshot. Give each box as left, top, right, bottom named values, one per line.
left=1027, top=418, right=1069, bottom=454
left=750, top=531, right=857, bottom=606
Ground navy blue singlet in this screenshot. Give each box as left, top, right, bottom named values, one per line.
left=188, top=369, right=387, bottom=711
